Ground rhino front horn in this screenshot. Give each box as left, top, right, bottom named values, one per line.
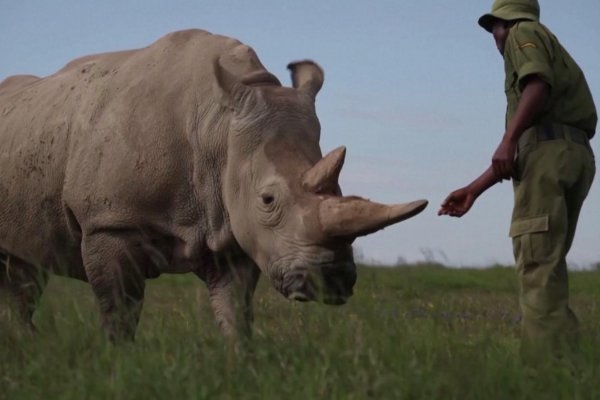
left=319, top=197, right=428, bottom=238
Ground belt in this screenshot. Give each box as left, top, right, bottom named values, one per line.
left=537, top=122, right=590, bottom=146
left=519, top=122, right=592, bottom=151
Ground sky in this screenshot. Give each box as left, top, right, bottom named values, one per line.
left=1, top=1, right=599, bottom=267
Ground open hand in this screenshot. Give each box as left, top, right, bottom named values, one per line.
left=438, top=187, right=476, bottom=217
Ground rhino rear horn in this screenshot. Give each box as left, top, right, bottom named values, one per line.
left=319, top=197, right=428, bottom=238
left=287, top=60, right=324, bottom=100
left=303, top=146, right=346, bottom=194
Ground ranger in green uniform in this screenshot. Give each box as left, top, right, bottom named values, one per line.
left=439, top=0, right=596, bottom=360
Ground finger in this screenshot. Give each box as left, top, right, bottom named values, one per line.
left=504, top=158, right=515, bottom=179
left=441, top=195, right=455, bottom=206
left=492, top=161, right=501, bottom=179
left=507, top=161, right=515, bottom=180
left=498, top=162, right=507, bottom=179
left=495, top=162, right=508, bottom=180
left=439, top=205, right=459, bottom=216
left=438, top=206, right=453, bottom=216
left=504, top=160, right=511, bottom=176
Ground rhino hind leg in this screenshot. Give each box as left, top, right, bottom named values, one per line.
left=0, top=253, right=48, bottom=330
left=81, top=233, right=149, bottom=342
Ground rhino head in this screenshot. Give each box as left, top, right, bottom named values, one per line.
left=215, top=58, right=427, bottom=305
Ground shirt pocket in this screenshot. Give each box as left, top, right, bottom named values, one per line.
left=509, top=215, right=551, bottom=266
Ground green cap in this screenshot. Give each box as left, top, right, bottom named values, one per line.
left=478, top=0, right=540, bottom=33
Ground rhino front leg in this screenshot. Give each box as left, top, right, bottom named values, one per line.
left=81, top=233, right=148, bottom=342
left=0, top=253, right=48, bottom=330
left=204, top=254, right=260, bottom=340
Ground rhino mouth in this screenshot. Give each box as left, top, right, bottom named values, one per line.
left=288, top=291, right=312, bottom=302
left=288, top=291, right=349, bottom=305
left=282, top=264, right=356, bottom=305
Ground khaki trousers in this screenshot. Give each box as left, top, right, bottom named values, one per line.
left=510, top=124, right=595, bottom=359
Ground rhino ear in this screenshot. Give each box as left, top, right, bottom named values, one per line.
left=287, top=60, right=324, bottom=100
left=213, top=57, right=246, bottom=110
left=214, top=57, right=281, bottom=110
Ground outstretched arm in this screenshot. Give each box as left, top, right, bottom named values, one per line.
left=438, top=166, right=499, bottom=217
left=439, top=76, right=550, bottom=218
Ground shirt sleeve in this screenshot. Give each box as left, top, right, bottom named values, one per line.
left=505, top=22, right=555, bottom=91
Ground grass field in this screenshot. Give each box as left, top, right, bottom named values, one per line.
left=2, top=264, right=600, bottom=399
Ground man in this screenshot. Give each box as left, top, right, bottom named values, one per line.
left=439, top=0, right=596, bottom=360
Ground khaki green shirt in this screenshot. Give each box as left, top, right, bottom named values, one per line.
left=504, top=21, right=597, bottom=138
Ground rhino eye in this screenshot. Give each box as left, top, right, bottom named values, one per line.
left=261, top=194, right=275, bottom=206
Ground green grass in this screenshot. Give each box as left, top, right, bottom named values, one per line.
left=2, top=265, right=600, bottom=399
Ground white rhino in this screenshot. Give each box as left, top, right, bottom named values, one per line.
left=0, top=29, right=427, bottom=341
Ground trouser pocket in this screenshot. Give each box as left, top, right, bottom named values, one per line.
left=510, top=215, right=551, bottom=265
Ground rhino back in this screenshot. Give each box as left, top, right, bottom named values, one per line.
left=0, top=29, right=267, bottom=268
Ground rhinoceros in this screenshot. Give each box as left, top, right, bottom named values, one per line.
left=0, top=29, right=427, bottom=341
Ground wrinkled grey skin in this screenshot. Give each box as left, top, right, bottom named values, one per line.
left=0, top=30, right=427, bottom=341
